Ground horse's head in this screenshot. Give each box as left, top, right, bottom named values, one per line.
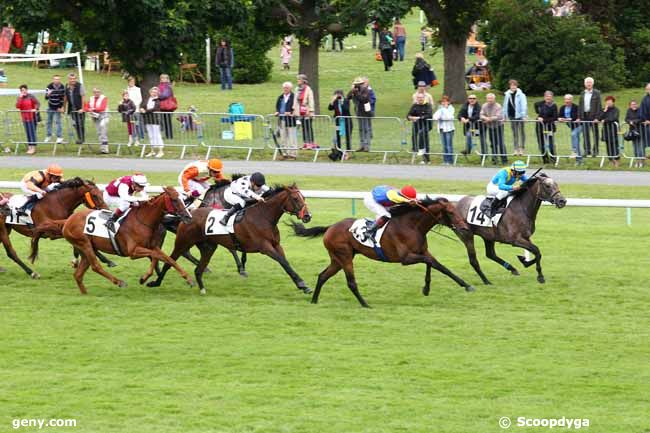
left=163, top=186, right=192, bottom=223
left=534, top=174, right=567, bottom=208
left=271, top=184, right=311, bottom=223
left=423, top=197, right=469, bottom=231
left=80, top=180, right=107, bottom=210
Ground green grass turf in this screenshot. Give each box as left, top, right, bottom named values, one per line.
left=0, top=168, right=649, bottom=432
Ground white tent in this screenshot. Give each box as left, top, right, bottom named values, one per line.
left=0, top=52, right=84, bottom=84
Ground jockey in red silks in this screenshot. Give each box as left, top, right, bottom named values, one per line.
left=363, top=184, right=418, bottom=238
left=103, top=173, right=149, bottom=232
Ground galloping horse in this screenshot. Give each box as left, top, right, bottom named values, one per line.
left=0, top=177, right=107, bottom=278
left=144, top=184, right=312, bottom=295
left=454, top=173, right=566, bottom=284
left=290, top=197, right=474, bottom=308
left=30, top=186, right=194, bottom=294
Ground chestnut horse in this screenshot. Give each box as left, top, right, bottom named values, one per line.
left=454, top=173, right=566, bottom=284
left=290, top=197, right=474, bottom=308
left=30, top=186, right=194, bottom=294
left=0, top=177, right=107, bottom=278
left=144, top=184, right=312, bottom=295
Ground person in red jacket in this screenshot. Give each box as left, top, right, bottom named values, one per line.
left=15, top=84, right=40, bottom=154
left=84, top=87, right=109, bottom=153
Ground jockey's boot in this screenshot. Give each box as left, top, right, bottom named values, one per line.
left=105, top=209, right=123, bottom=233
left=364, top=216, right=388, bottom=241
left=484, top=197, right=504, bottom=218
left=220, top=203, right=242, bottom=225
left=16, top=195, right=38, bottom=216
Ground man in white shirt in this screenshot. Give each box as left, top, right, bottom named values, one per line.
left=578, top=77, right=602, bottom=157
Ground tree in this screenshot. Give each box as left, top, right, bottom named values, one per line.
left=257, top=0, right=410, bottom=113
left=411, top=1, right=487, bottom=103
left=0, top=0, right=247, bottom=94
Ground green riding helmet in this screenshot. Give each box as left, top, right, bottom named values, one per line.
left=511, top=160, right=527, bottom=174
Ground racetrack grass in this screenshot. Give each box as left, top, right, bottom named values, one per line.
left=1, top=169, right=649, bottom=432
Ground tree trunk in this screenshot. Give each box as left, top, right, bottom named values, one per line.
left=442, top=38, right=467, bottom=104
left=298, top=36, right=321, bottom=114
left=140, top=70, right=160, bottom=102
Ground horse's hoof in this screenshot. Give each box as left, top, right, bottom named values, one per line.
left=301, top=287, right=312, bottom=295
left=187, top=279, right=196, bottom=288
left=465, top=285, right=476, bottom=292
left=107, top=261, right=117, bottom=268
left=422, top=287, right=430, bottom=296
left=537, top=276, right=545, bottom=284
left=146, top=281, right=160, bottom=288
left=483, top=280, right=492, bottom=285
left=117, top=280, right=128, bottom=288
left=30, top=272, right=40, bottom=280
left=510, top=268, right=520, bottom=276
left=199, top=288, right=206, bottom=295
left=239, top=271, right=248, bottom=278
left=70, top=259, right=79, bottom=268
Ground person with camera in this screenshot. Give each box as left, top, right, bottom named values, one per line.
left=328, top=89, right=353, bottom=159
left=347, top=77, right=373, bottom=152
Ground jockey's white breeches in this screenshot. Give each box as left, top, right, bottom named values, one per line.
left=103, top=191, right=131, bottom=212
left=178, top=176, right=210, bottom=197
left=223, top=187, right=246, bottom=207
left=363, top=194, right=391, bottom=219
left=486, top=182, right=510, bottom=200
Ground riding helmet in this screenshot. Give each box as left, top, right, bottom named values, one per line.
left=132, top=173, right=149, bottom=186
left=400, top=185, right=417, bottom=200
left=208, top=159, right=223, bottom=172
left=251, top=172, right=266, bottom=186
left=512, top=160, right=527, bottom=173
left=46, top=163, right=64, bottom=177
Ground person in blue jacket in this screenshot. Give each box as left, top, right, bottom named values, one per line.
left=484, top=160, right=529, bottom=217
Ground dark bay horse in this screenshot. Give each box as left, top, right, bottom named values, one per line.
left=144, top=184, right=312, bottom=295
left=30, top=187, right=194, bottom=294
left=455, top=173, right=566, bottom=284
left=290, top=197, right=474, bottom=308
left=0, top=177, right=107, bottom=278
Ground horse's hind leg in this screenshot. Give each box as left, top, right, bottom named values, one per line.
left=460, top=233, right=492, bottom=285
left=195, top=242, right=218, bottom=295
left=230, top=249, right=247, bottom=278
left=512, top=238, right=544, bottom=283
left=341, top=261, right=370, bottom=308
left=422, top=264, right=432, bottom=296
left=96, top=250, right=117, bottom=268
left=0, top=227, right=38, bottom=278
left=312, top=260, right=342, bottom=304
left=73, top=254, right=91, bottom=294
left=484, top=239, right=519, bottom=276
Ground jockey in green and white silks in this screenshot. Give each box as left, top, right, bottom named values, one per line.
left=484, top=160, right=529, bottom=217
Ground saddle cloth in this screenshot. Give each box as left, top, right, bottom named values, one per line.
left=5, top=195, right=34, bottom=226
left=83, top=209, right=130, bottom=238
left=467, top=195, right=514, bottom=227
left=205, top=209, right=237, bottom=235
left=349, top=218, right=390, bottom=248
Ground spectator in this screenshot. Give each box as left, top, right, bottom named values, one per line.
left=433, top=95, right=456, bottom=165
left=328, top=89, right=353, bottom=159
left=625, top=100, right=643, bottom=167
left=578, top=76, right=602, bottom=157
left=371, top=18, right=380, bottom=49
left=411, top=53, right=437, bottom=89
left=44, top=74, right=65, bottom=145
left=502, top=79, right=527, bottom=156
left=364, top=77, right=377, bottom=114
left=534, top=90, right=558, bottom=164
left=15, top=84, right=39, bottom=155
left=216, top=39, right=234, bottom=90
left=84, top=87, right=110, bottom=154
left=126, top=76, right=144, bottom=142
left=393, top=19, right=406, bottom=61
left=64, top=72, right=85, bottom=145
left=412, top=81, right=434, bottom=106
left=330, top=34, right=344, bottom=52
left=407, top=93, right=433, bottom=164
left=280, top=41, right=292, bottom=70
left=378, top=27, right=394, bottom=71
left=347, top=77, right=373, bottom=152
left=639, top=83, right=650, bottom=149
left=274, top=81, right=297, bottom=160
left=596, top=95, right=620, bottom=166
left=420, top=26, right=428, bottom=51
left=458, top=94, right=485, bottom=155
left=158, top=73, right=175, bottom=140
left=294, top=74, right=317, bottom=149
left=140, top=87, right=164, bottom=158
left=557, top=94, right=582, bottom=165
left=117, top=90, right=138, bottom=147
left=480, top=93, right=507, bottom=164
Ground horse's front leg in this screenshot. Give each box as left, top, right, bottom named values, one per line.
left=423, top=264, right=431, bottom=296
left=513, top=237, right=544, bottom=283
left=139, top=258, right=158, bottom=285
left=130, top=246, right=195, bottom=288
left=402, top=251, right=475, bottom=292
left=261, top=243, right=311, bottom=294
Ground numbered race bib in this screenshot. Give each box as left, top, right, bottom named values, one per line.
left=84, top=210, right=121, bottom=238
left=5, top=195, right=33, bottom=226
left=205, top=209, right=236, bottom=236
left=466, top=196, right=513, bottom=227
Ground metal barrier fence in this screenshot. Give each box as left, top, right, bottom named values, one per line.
left=2, top=109, right=649, bottom=168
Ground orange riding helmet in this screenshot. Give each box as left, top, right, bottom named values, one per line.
left=46, top=163, right=64, bottom=177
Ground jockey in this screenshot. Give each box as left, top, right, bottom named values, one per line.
left=484, top=160, right=529, bottom=217
left=363, top=185, right=418, bottom=238
left=103, top=173, right=150, bottom=232
left=178, top=159, right=224, bottom=205
left=220, top=172, right=270, bottom=225
left=16, top=164, right=64, bottom=215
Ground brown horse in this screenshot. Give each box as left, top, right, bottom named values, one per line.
left=0, top=177, right=107, bottom=278
left=290, top=197, right=474, bottom=308
left=454, top=173, right=566, bottom=284
left=144, top=184, right=312, bottom=295
left=30, top=186, right=194, bottom=294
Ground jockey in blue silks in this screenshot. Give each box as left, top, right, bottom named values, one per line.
left=484, top=160, right=529, bottom=217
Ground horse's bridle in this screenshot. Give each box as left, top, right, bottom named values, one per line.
left=534, top=180, right=562, bottom=205
left=285, top=189, right=308, bottom=219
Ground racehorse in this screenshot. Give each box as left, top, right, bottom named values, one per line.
left=454, top=173, right=566, bottom=284
left=290, top=197, right=474, bottom=308
left=144, top=184, right=312, bottom=295
left=30, top=186, right=195, bottom=294
left=0, top=177, right=107, bottom=278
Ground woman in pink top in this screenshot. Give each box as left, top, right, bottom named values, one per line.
left=393, top=19, right=407, bottom=61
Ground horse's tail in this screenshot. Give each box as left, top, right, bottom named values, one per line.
left=29, top=220, right=66, bottom=263
left=289, top=222, right=330, bottom=238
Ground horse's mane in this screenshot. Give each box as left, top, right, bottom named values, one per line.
left=231, top=173, right=245, bottom=181
left=263, top=183, right=296, bottom=199
left=389, top=196, right=448, bottom=217
left=514, top=172, right=548, bottom=196
left=206, top=178, right=231, bottom=192
left=51, top=177, right=93, bottom=190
